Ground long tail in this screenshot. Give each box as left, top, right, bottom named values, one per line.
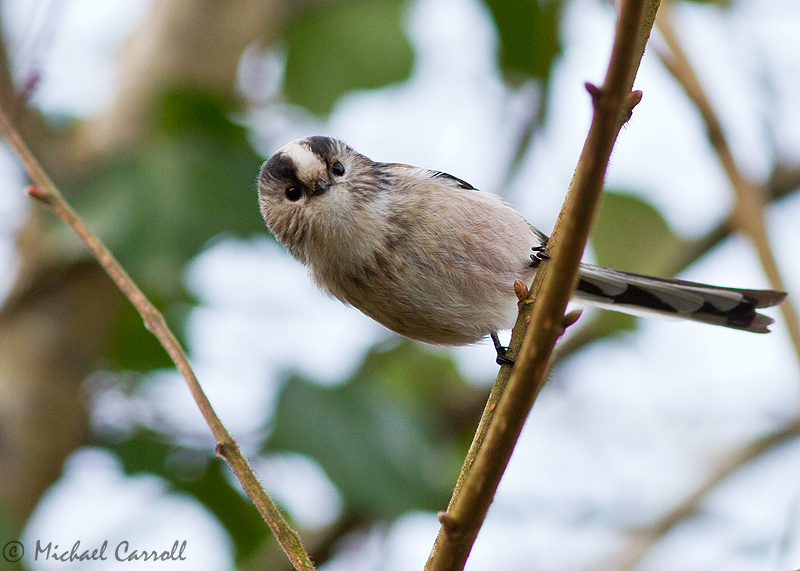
left=574, top=264, right=787, bottom=333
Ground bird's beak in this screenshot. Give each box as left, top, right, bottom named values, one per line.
left=313, top=179, right=331, bottom=196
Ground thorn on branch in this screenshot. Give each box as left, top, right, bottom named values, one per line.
left=585, top=82, right=602, bottom=105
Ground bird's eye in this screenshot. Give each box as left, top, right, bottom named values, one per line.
left=331, top=161, right=345, bottom=176
left=285, top=186, right=302, bottom=201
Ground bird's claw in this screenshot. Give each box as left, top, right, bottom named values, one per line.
left=530, top=245, right=550, bottom=267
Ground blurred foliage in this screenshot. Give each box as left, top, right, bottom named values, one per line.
left=102, top=341, right=482, bottom=565
left=579, top=306, right=638, bottom=340
left=32, top=0, right=576, bottom=563
left=44, top=90, right=268, bottom=372
left=88, top=0, right=565, bottom=558
left=0, top=511, right=15, bottom=571
left=53, top=90, right=266, bottom=301
left=484, top=0, right=563, bottom=84
left=6, top=0, right=783, bottom=565
left=283, top=0, right=414, bottom=116
left=591, top=191, right=686, bottom=275
left=266, top=341, right=477, bottom=520
left=582, top=191, right=688, bottom=339
left=112, top=433, right=269, bottom=564
left=108, top=296, right=180, bottom=371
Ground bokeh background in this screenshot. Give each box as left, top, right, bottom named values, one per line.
left=0, top=0, right=799, bottom=569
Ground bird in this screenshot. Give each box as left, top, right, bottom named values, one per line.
left=257, top=135, right=786, bottom=364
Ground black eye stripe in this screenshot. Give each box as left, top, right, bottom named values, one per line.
left=261, top=153, right=297, bottom=184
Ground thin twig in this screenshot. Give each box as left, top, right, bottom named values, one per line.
left=0, top=108, right=316, bottom=571
left=608, top=418, right=800, bottom=571
left=424, top=1, right=661, bottom=569
left=768, top=163, right=800, bottom=199
left=655, top=4, right=800, bottom=366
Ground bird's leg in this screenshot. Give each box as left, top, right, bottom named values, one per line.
left=491, top=331, right=515, bottom=366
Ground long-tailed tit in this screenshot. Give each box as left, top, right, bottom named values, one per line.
left=258, top=136, right=786, bottom=363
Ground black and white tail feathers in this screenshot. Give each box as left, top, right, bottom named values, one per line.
left=575, top=264, right=786, bottom=333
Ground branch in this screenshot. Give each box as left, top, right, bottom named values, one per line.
left=425, top=1, right=661, bottom=569
left=0, top=109, right=315, bottom=571
left=608, top=417, right=800, bottom=571
left=655, top=4, right=800, bottom=366
left=768, top=163, right=800, bottom=200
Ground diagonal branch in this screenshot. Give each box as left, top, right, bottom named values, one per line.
left=0, top=109, right=316, bottom=571
left=610, top=417, right=800, bottom=571
left=655, top=4, right=800, bottom=366
left=425, top=1, right=661, bottom=569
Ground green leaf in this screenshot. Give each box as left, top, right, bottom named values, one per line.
left=112, top=433, right=268, bottom=563
left=0, top=508, right=17, bottom=563
left=108, top=297, right=179, bottom=371
left=282, top=0, right=413, bottom=116
left=484, top=0, right=563, bottom=83
left=591, top=191, right=686, bottom=276
left=588, top=310, right=637, bottom=338
left=266, top=341, right=473, bottom=519
left=54, top=90, right=266, bottom=299
left=582, top=192, right=687, bottom=340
